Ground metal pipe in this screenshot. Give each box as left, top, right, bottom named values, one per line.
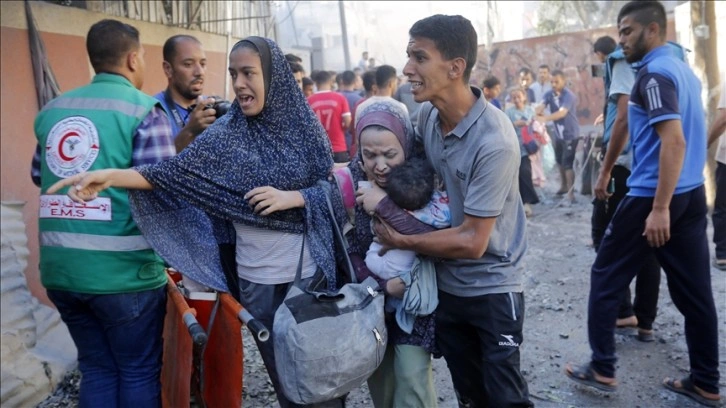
left=338, top=0, right=351, bottom=70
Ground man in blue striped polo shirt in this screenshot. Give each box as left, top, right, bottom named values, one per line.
left=565, top=2, right=720, bottom=406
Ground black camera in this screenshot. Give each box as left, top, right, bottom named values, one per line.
left=204, top=96, right=231, bottom=119
left=192, top=96, right=231, bottom=119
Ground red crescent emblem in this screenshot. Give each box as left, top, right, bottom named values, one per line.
left=57, top=131, right=80, bottom=162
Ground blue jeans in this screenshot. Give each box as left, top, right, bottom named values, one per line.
left=47, top=286, right=167, bottom=408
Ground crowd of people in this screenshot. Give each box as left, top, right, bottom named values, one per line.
left=31, top=1, right=723, bottom=407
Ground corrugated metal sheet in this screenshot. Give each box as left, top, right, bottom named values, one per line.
left=1, top=202, right=76, bottom=408
left=84, top=0, right=276, bottom=39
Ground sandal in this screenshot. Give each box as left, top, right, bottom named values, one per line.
left=564, top=363, right=617, bottom=392
left=663, top=376, right=721, bottom=407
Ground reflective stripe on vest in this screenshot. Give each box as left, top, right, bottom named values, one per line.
left=44, top=97, right=150, bottom=120
left=40, top=231, right=152, bottom=252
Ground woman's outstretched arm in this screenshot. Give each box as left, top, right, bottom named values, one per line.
left=46, top=168, right=153, bottom=202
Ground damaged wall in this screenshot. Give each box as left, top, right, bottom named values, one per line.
left=471, top=21, right=677, bottom=129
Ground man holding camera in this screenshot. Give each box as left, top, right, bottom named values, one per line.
left=155, top=35, right=218, bottom=152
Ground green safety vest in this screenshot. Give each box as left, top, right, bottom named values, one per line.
left=35, top=73, right=167, bottom=294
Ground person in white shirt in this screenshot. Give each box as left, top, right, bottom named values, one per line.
left=530, top=64, right=552, bottom=104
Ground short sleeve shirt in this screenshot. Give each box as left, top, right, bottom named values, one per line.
left=505, top=105, right=535, bottom=157
left=415, top=87, right=527, bottom=297
left=308, top=91, right=351, bottom=153
left=609, top=59, right=635, bottom=98
left=627, top=45, right=706, bottom=196
left=542, top=88, right=580, bottom=140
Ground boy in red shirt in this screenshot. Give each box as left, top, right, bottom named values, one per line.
left=308, top=70, right=352, bottom=162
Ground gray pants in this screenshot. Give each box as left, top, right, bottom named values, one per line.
left=238, top=277, right=345, bottom=408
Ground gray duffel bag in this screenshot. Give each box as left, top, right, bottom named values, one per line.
left=273, top=184, right=387, bottom=404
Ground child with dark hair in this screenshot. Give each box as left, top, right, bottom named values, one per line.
left=365, top=157, right=450, bottom=281
left=301, top=77, right=314, bottom=97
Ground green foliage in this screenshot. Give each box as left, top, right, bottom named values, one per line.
left=536, top=0, right=627, bottom=36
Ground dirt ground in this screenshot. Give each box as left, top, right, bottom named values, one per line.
left=38, top=171, right=726, bottom=408
left=241, top=173, right=726, bottom=408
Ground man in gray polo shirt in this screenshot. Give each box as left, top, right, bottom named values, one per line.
left=371, top=14, right=532, bottom=408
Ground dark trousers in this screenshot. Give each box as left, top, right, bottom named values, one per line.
left=553, top=138, right=579, bottom=169
left=714, top=162, right=726, bottom=259
left=591, top=164, right=661, bottom=330
left=436, top=291, right=533, bottom=408
left=588, top=186, right=720, bottom=394
left=518, top=155, right=540, bottom=205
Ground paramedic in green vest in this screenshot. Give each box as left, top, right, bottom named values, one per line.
left=33, top=19, right=175, bottom=408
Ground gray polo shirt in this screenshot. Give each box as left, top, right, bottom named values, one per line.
left=415, top=87, right=527, bottom=297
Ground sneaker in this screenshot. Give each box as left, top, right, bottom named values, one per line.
left=714, top=258, right=726, bottom=271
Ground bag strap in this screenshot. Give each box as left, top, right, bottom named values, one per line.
left=318, top=180, right=357, bottom=284
left=292, top=181, right=357, bottom=289
left=292, top=221, right=306, bottom=287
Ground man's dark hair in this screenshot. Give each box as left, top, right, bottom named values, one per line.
left=594, top=36, right=617, bottom=55
left=162, top=34, right=200, bottom=63
left=551, top=69, right=566, bottom=78
left=617, top=1, right=667, bottom=39
left=302, top=76, right=314, bottom=88
left=482, top=76, right=500, bottom=90
left=313, top=70, right=332, bottom=85
left=375, top=65, right=397, bottom=89
left=341, top=70, right=356, bottom=86
left=386, top=157, right=435, bottom=211
left=519, top=67, right=533, bottom=77
left=86, top=19, right=140, bottom=72
left=289, top=62, right=304, bottom=75
left=285, top=53, right=303, bottom=64
left=409, top=15, right=477, bottom=82
left=538, top=64, right=550, bottom=71
left=362, top=70, right=377, bottom=93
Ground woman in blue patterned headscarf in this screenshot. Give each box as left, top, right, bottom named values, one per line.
left=49, top=37, right=346, bottom=408
left=347, top=97, right=438, bottom=407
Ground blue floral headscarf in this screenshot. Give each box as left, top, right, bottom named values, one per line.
left=129, top=37, right=344, bottom=292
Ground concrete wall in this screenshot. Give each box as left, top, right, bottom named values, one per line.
left=0, top=0, right=244, bottom=307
